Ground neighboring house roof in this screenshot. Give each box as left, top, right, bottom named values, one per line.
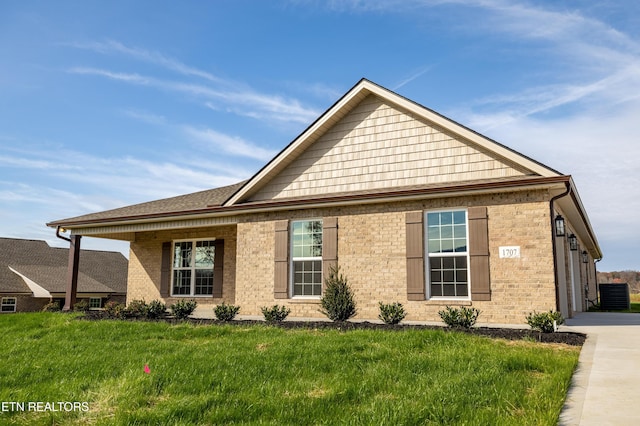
left=47, top=78, right=602, bottom=259
left=0, top=237, right=128, bottom=296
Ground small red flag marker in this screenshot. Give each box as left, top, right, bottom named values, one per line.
left=144, top=364, right=150, bottom=374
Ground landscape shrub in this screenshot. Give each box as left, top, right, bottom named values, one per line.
left=261, top=305, right=291, bottom=323
left=170, top=299, right=197, bottom=320
left=526, top=310, right=564, bottom=333
left=104, top=301, right=126, bottom=319
left=214, top=302, right=240, bottom=321
left=42, top=301, right=61, bottom=312
left=319, top=266, right=357, bottom=322
left=378, top=302, right=407, bottom=325
left=146, top=300, right=167, bottom=319
left=73, top=299, right=90, bottom=312
left=125, top=299, right=148, bottom=318
left=438, top=306, right=481, bottom=329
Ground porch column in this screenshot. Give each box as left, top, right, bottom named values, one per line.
left=62, top=234, right=82, bottom=311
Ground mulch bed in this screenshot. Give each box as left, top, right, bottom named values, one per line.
left=79, top=311, right=586, bottom=346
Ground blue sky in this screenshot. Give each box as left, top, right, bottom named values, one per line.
left=1, top=1, right=639, bottom=271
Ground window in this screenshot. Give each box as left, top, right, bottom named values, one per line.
left=426, top=210, right=469, bottom=298
left=89, top=298, right=102, bottom=309
left=172, top=240, right=216, bottom=296
left=291, top=220, right=322, bottom=297
left=1, top=297, right=17, bottom=313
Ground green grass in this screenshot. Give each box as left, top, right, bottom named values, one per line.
left=0, top=313, right=580, bottom=425
left=588, top=293, right=640, bottom=313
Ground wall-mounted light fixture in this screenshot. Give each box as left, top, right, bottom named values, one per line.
left=568, top=234, right=578, bottom=251
left=554, top=215, right=566, bottom=237
left=582, top=250, right=589, bottom=263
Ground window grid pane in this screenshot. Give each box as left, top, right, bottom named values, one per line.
left=427, top=211, right=467, bottom=254
left=293, top=260, right=322, bottom=296
left=427, top=210, right=469, bottom=298
left=291, top=220, right=322, bottom=297
left=195, top=270, right=214, bottom=295
left=173, top=242, right=192, bottom=268
left=195, top=241, right=215, bottom=267
left=429, top=255, right=468, bottom=297
left=292, top=220, right=322, bottom=258
left=171, top=240, right=216, bottom=296
left=1, top=298, right=16, bottom=312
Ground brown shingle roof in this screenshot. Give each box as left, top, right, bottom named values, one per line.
left=47, top=181, right=245, bottom=227
left=0, top=237, right=127, bottom=295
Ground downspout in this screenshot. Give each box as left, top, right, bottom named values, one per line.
left=56, top=226, right=82, bottom=311
left=594, top=258, right=602, bottom=307
left=56, top=226, right=71, bottom=243
left=550, top=181, right=571, bottom=312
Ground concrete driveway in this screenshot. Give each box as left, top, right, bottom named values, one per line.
left=559, top=312, right=640, bottom=425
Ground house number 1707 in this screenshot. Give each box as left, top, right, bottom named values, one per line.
left=499, top=246, right=520, bottom=258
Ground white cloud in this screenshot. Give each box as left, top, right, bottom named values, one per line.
left=0, top=145, right=247, bottom=207
left=66, top=41, right=321, bottom=125
left=183, top=126, right=277, bottom=162
left=69, top=67, right=151, bottom=84
left=68, top=66, right=319, bottom=124
left=473, top=103, right=640, bottom=248
left=0, top=154, right=82, bottom=171
left=64, top=39, right=226, bottom=83
left=392, top=65, right=433, bottom=90
left=119, top=107, right=276, bottom=164
left=121, top=109, right=168, bottom=126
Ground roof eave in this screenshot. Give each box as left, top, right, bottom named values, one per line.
left=51, top=176, right=571, bottom=232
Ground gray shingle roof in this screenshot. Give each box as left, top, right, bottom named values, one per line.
left=0, top=237, right=128, bottom=295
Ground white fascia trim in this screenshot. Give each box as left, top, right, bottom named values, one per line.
left=8, top=267, right=52, bottom=298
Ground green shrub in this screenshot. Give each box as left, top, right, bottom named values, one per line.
left=438, top=306, right=481, bottom=329
left=146, top=300, right=167, bottom=319
left=214, top=302, right=240, bottom=321
left=170, top=299, right=197, bottom=320
left=378, top=302, right=407, bottom=325
left=42, top=301, right=61, bottom=312
left=319, top=266, right=357, bottom=322
left=261, top=305, right=291, bottom=323
left=125, top=299, right=148, bottom=318
left=526, top=310, right=564, bottom=333
left=104, top=301, right=126, bottom=319
left=73, top=299, right=90, bottom=312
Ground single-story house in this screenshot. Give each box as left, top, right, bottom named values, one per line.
left=48, top=79, right=602, bottom=324
left=0, top=237, right=127, bottom=312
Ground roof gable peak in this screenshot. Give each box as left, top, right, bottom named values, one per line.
left=225, top=79, right=560, bottom=206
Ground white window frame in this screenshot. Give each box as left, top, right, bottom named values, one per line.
left=89, top=298, right=102, bottom=309
left=425, top=209, right=471, bottom=300
left=290, top=219, right=323, bottom=298
left=171, top=238, right=217, bottom=297
left=1, top=297, right=17, bottom=313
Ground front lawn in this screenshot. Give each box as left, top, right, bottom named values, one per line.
left=0, top=313, right=580, bottom=425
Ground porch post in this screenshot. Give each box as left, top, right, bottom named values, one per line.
left=62, top=234, right=82, bottom=311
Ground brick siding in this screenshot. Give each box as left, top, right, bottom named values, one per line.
left=127, top=190, right=560, bottom=324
